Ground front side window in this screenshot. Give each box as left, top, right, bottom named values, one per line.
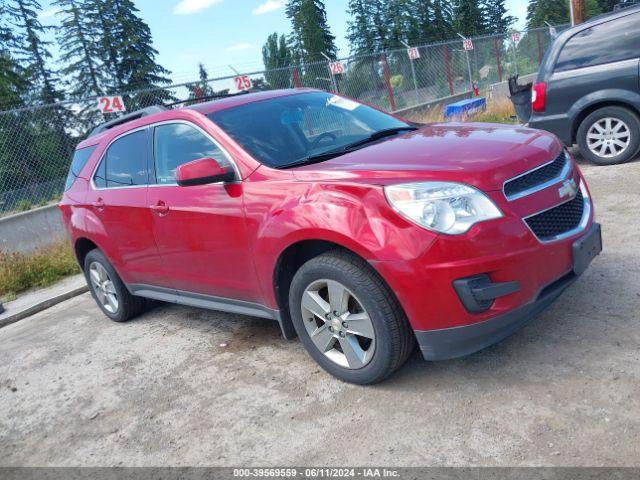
left=555, top=13, right=640, bottom=72
left=206, top=91, right=410, bottom=168
left=153, top=123, right=229, bottom=184
left=94, top=130, right=148, bottom=188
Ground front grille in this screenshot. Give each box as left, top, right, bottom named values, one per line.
left=525, top=189, right=585, bottom=241
left=504, top=151, right=568, bottom=199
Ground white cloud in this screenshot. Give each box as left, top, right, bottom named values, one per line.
left=173, top=0, right=223, bottom=15
left=39, top=7, right=61, bottom=19
left=225, top=42, right=253, bottom=52
left=252, top=0, right=285, bottom=15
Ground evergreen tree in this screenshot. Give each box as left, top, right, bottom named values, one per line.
left=453, top=0, right=487, bottom=36
left=5, top=0, right=64, bottom=105
left=597, top=0, right=617, bottom=12
left=286, top=0, right=337, bottom=63
left=186, top=63, right=214, bottom=103
left=432, top=0, right=454, bottom=41
left=0, top=5, right=27, bottom=110
left=526, top=0, right=569, bottom=27
left=482, top=0, right=515, bottom=34
left=90, top=0, right=124, bottom=92
left=346, top=0, right=377, bottom=55
left=262, top=33, right=293, bottom=88
left=100, top=0, right=173, bottom=107
left=54, top=0, right=104, bottom=98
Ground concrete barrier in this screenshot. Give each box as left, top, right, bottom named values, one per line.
left=0, top=204, right=65, bottom=254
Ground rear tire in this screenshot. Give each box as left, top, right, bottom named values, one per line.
left=83, top=249, right=145, bottom=322
left=289, top=250, right=415, bottom=384
left=577, top=106, right=640, bottom=165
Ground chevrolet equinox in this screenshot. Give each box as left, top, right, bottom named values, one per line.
left=60, top=89, right=602, bottom=384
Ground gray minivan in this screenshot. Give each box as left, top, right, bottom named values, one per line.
left=528, top=6, right=640, bottom=165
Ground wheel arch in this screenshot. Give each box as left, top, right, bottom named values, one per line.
left=272, top=238, right=406, bottom=341
left=74, top=237, right=100, bottom=269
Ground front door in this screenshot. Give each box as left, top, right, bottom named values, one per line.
left=147, top=121, right=261, bottom=303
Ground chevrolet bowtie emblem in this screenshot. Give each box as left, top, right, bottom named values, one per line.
left=559, top=178, right=578, bottom=199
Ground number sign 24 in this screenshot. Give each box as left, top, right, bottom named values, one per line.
left=98, top=96, right=126, bottom=114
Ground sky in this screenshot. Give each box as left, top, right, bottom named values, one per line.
left=38, top=0, right=530, bottom=84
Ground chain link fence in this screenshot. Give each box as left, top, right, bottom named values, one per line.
left=0, top=26, right=565, bottom=216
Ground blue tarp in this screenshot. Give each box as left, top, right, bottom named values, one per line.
left=444, top=97, right=487, bottom=119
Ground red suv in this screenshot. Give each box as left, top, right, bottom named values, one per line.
left=60, top=89, right=602, bottom=384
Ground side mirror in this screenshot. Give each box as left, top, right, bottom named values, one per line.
left=176, top=157, right=235, bottom=187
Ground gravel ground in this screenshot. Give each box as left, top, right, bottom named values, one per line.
left=1, top=153, right=639, bottom=467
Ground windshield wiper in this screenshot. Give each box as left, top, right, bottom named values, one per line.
left=277, top=126, right=418, bottom=169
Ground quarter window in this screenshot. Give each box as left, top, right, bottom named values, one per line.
left=153, top=123, right=229, bottom=184
left=65, top=146, right=96, bottom=191
left=94, top=130, right=148, bottom=188
left=555, top=13, right=640, bottom=72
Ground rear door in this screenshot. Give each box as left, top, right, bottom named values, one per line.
left=147, top=121, right=261, bottom=303
left=85, top=128, right=165, bottom=286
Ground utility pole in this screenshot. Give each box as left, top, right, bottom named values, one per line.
left=571, top=0, right=585, bottom=25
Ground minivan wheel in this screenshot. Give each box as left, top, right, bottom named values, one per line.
left=289, top=251, right=415, bottom=384
left=577, top=107, right=640, bottom=165
left=83, top=249, right=145, bottom=322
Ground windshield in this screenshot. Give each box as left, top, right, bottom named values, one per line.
left=206, top=91, right=410, bottom=168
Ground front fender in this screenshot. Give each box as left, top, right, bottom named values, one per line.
left=243, top=179, right=438, bottom=307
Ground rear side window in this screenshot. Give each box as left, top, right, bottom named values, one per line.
left=94, top=130, right=148, bottom=188
left=555, top=13, right=640, bottom=72
left=153, top=123, right=229, bottom=184
left=65, top=146, right=97, bottom=191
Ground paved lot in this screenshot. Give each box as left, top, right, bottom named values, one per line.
left=1, top=153, right=640, bottom=467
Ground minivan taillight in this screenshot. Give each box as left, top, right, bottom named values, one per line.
left=532, top=82, right=547, bottom=113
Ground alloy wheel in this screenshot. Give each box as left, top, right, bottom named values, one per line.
left=300, top=279, right=376, bottom=369
left=586, top=117, right=631, bottom=158
left=89, top=262, right=119, bottom=314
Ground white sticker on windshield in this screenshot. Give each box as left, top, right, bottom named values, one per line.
left=327, top=95, right=360, bottom=111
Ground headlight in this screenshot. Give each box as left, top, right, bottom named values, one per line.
left=384, top=182, right=503, bottom=234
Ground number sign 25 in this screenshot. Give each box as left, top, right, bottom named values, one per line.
left=234, top=75, right=253, bottom=91
left=98, top=96, right=126, bottom=114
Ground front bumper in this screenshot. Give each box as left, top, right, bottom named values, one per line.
left=415, top=223, right=601, bottom=360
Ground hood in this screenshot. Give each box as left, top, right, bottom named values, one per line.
left=292, top=123, right=564, bottom=192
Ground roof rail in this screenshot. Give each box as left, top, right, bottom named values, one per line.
left=88, top=105, right=168, bottom=138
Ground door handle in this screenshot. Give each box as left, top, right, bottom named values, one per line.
left=92, top=198, right=105, bottom=211
left=150, top=201, right=170, bottom=216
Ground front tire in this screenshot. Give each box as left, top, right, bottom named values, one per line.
left=84, top=249, right=145, bottom=322
left=577, top=106, right=640, bottom=165
left=289, top=251, right=414, bottom=384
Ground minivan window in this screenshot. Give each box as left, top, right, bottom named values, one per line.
left=153, top=123, right=229, bottom=184
left=65, top=146, right=97, bottom=191
left=94, top=130, right=148, bottom=188
left=555, top=13, right=640, bottom=72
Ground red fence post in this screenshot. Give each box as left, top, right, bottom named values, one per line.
left=292, top=67, right=302, bottom=88
left=380, top=54, right=396, bottom=111
left=443, top=44, right=454, bottom=96
left=536, top=31, right=543, bottom=65
left=493, top=37, right=503, bottom=83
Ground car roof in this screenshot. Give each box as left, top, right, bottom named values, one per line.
left=76, top=88, right=319, bottom=150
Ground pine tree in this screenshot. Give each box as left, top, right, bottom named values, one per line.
left=526, top=0, right=569, bottom=28
left=453, top=0, right=487, bottom=36
left=54, top=0, right=104, bottom=98
left=5, top=0, right=64, bottom=105
left=597, top=0, right=617, bottom=12
left=286, top=0, right=337, bottom=63
left=482, top=0, right=515, bottom=34
left=89, top=0, right=124, bottom=92
left=0, top=5, right=27, bottom=110
left=262, top=33, right=293, bottom=88
left=346, top=0, right=377, bottom=55
left=186, top=64, right=214, bottom=103
left=432, top=0, right=454, bottom=41
left=102, top=0, right=173, bottom=107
